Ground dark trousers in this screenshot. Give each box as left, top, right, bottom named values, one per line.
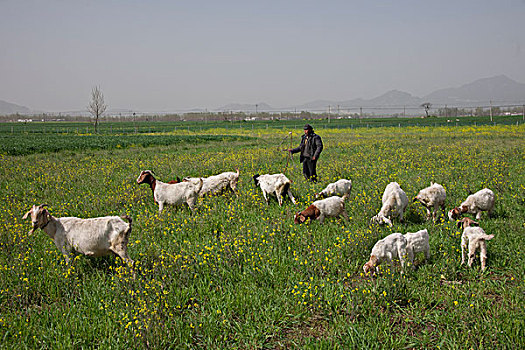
left=302, top=158, right=318, bottom=182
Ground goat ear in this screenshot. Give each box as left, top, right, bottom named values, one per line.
left=177, top=176, right=181, bottom=183
left=22, top=209, right=32, bottom=220
left=456, top=220, right=463, bottom=229
left=470, top=220, right=479, bottom=226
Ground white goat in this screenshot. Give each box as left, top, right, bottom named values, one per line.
left=413, top=182, right=446, bottom=222
left=457, top=217, right=494, bottom=271
left=316, top=179, right=352, bottom=198
left=252, top=173, right=296, bottom=206
left=448, top=188, right=495, bottom=221
left=137, top=170, right=203, bottom=213
left=363, top=233, right=409, bottom=274
left=404, top=229, right=430, bottom=268
left=294, top=195, right=349, bottom=224
left=183, top=168, right=240, bottom=197
left=22, top=204, right=133, bottom=265
left=370, top=182, right=408, bottom=227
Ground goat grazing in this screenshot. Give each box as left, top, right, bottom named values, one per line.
left=363, top=233, right=409, bottom=274
left=137, top=170, right=203, bottom=213
left=413, top=182, right=446, bottom=222
left=448, top=188, right=495, bottom=221
left=457, top=217, right=494, bottom=271
left=253, top=173, right=296, bottom=206
left=294, top=195, right=349, bottom=224
left=370, top=182, right=408, bottom=227
left=22, top=204, right=133, bottom=265
left=316, top=179, right=352, bottom=198
left=183, top=168, right=240, bottom=196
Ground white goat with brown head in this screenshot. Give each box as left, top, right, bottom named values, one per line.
left=448, top=188, right=495, bottom=221
left=137, top=170, right=203, bottom=213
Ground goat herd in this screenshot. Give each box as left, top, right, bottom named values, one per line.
left=22, top=168, right=497, bottom=276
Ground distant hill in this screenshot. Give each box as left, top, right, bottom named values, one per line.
left=423, top=75, right=525, bottom=105
left=290, top=76, right=525, bottom=112
left=0, top=100, right=31, bottom=115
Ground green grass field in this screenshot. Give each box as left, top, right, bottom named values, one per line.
left=1, top=121, right=524, bottom=348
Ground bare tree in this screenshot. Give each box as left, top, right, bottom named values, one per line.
left=87, top=86, right=107, bottom=133
left=420, top=102, right=432, bottom=117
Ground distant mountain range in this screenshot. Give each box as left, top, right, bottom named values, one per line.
left=217, top=75, right=525, bottom=114
left=2, top=75, right=525, bottom=116
left=0, top=100, right=31, bottom=115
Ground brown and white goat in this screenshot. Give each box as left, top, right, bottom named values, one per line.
left=294, top=195, right=349, bottom=224
left=137, top=170, right=203, bottom=213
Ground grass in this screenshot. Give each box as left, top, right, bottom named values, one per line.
left=0, top=122, right=524, bottom=348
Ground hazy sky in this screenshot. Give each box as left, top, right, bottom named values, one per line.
left=1, top=0, right=524, bottom=112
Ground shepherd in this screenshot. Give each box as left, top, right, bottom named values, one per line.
left=288, top=124, right=323, bottom=182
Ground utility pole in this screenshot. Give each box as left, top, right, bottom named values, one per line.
left=403, top=105, right=406, bottom=118
left=522, top=105, right=524, bottom=121
left=360, top=107, right=363, bottom=119
left=490, top=100, right=493, bottom=122
left=328, top=105, right=331, bottom=123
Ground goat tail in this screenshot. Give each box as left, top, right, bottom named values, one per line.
left=480, top=234, right=494, bottom=241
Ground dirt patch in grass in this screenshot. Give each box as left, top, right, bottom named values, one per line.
left=269, top=313, right=330, bottom=349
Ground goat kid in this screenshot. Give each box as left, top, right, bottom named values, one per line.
left=316, top=179, right=352, bottom=198
left=370, top=182, right=408, bottom=227
left=413, top=182, right=446, bottom=222
left=363, top=233, right=409, bottom=274
left=448, top=188, right=495, bottom=221
left=457, top=217, right=494, bottom=271
left=404, top=229, right=430, bottom=269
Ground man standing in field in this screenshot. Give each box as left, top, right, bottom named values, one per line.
left=289, top=124, right=323, bottom=182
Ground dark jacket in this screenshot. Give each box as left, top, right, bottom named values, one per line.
left=290, top=132, right=323, bottom=163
